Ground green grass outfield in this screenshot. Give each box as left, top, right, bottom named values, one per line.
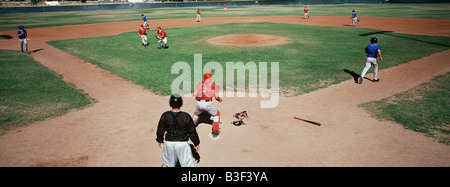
left=0, top=50, right=95, bottom=133
left=48, top=22, right=450, bottom=96
left=360, top=73, right=450, bottom=145
left=1, top=3, right=450, bottom=31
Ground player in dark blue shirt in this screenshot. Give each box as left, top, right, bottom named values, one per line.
left=358, top=37, right=383, bottom=84
left=17, top=25, right=28, bottom=53
left=141, top=14, right=149, bottom=30
left=352, top=10, right=359, bottom=27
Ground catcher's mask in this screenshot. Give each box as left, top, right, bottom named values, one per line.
left=169, top=94, right=183, bottom=108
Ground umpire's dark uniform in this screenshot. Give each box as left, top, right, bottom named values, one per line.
left=156, top=94, right=200, bottom=167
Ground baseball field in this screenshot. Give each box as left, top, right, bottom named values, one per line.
left=0, top=3, right=449, bottom=167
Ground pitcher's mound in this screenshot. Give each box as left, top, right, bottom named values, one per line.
left=205, top=34, right=292, bottom=47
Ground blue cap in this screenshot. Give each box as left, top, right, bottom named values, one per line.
left=352, top=10, right=355, bottom=12
left=19, top=25, right=24, bottom=30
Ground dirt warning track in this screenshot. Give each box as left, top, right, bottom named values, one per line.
left=0, top=16, right=449, bottom=167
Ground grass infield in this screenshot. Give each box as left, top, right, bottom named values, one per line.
left=48, top=22, right=450, bottom=96
left=360, top=73, right=450, bottom=145
left=0, top=50, right=95, bottom=133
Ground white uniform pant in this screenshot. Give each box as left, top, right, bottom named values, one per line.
left=161, top=141, right=195, bottom=167
left=19, top=38, right=28, bottom=52
left=193, top=100, right=220, bottom=131
left=361, top=57, right=378, bottom=80
left=141, top=35, right=148, bottom=45
left=158, top=37, right=167, bottom=48
left=196, top=14, right=201, bottom=22
left=352, top=17, right=358, bottom=26
left=158, top=37, right=167, bottom=44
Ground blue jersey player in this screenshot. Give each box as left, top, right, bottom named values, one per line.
left=17, top=25, right=28, bottom=53
left=352, top=10, right=359, bottom=27
left=358, top=37, right=383, bottom=84
left=141, top=14, right=149, bottom=30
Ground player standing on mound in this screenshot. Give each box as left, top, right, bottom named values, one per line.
left=195, top=8, right=202, bottom=22
left=156, top=26, right=168, bottom=49
left=352, top=10, right=359, bottom=27
left=192, top=72, right=223, bottom=138
left=138, top=24, right=148, bottom=47
left=17, top=25, right=28, bottom=53
left=358, top=37, right=383, bottom=84
left=156, top=94, right=200, bottom=167
left=141, top=14, right=149, bottom=30
left=304, top=6, right=309, bottom=19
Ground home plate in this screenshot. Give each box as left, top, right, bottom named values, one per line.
left=209, top=133, right=222, bottom=141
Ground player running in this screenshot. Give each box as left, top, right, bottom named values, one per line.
left=141, top=14, right=149, bottom=30
left=138, top=24, right=148, bottom=47
left=192, top=72, right=223, bottom=138
left=358, top=37, right=383, bottom=84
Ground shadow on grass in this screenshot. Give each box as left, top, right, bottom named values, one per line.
left=360, top=30, right=450, bottom=47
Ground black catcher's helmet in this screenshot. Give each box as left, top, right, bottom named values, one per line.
left=169, top=94, right=183, bottom=108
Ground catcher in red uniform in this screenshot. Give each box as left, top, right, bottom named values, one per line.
left=192, top=72, right=222, bottom=138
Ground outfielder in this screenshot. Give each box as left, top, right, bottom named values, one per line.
left=195, top=8, right=202, bottom=22
left=358, top=37, right=383, bottom=84
left=156, top=94, right=200, bottom=167
left=17, top=25, right=28, bottom=53
left=138, top=24, right=148, bottom=47
left=141, top=14, right=149, bottom=30
left=156, top=26, right=168, bottom=49
left=192, top=72, right=223, bottom=138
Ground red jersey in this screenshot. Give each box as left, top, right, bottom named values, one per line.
left=157, top=30, right=167, bottom=38
left=304, top=8, right=308, bottom=13
left=138, top=28, right=146, bottom=35
left=197, top=9, right=201, bottom=14
left=223, top=4, right=226, bottom=8
left=194, top=80, right=219, bottom=100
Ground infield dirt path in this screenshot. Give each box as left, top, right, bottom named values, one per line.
left=0, top=16, right=449, bottom=166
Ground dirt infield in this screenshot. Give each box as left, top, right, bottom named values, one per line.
left=0, top=16, right=449, bottom=167
left=205, top=34, right=292, bottom=46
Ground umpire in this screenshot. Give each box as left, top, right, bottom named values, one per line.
left=156, top=94, right=200, bottom=167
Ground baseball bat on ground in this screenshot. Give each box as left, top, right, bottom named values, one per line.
left=293, top=117, right=321, bottom=126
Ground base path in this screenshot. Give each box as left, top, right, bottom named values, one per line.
left=0, top=16, right=449, bottom=166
